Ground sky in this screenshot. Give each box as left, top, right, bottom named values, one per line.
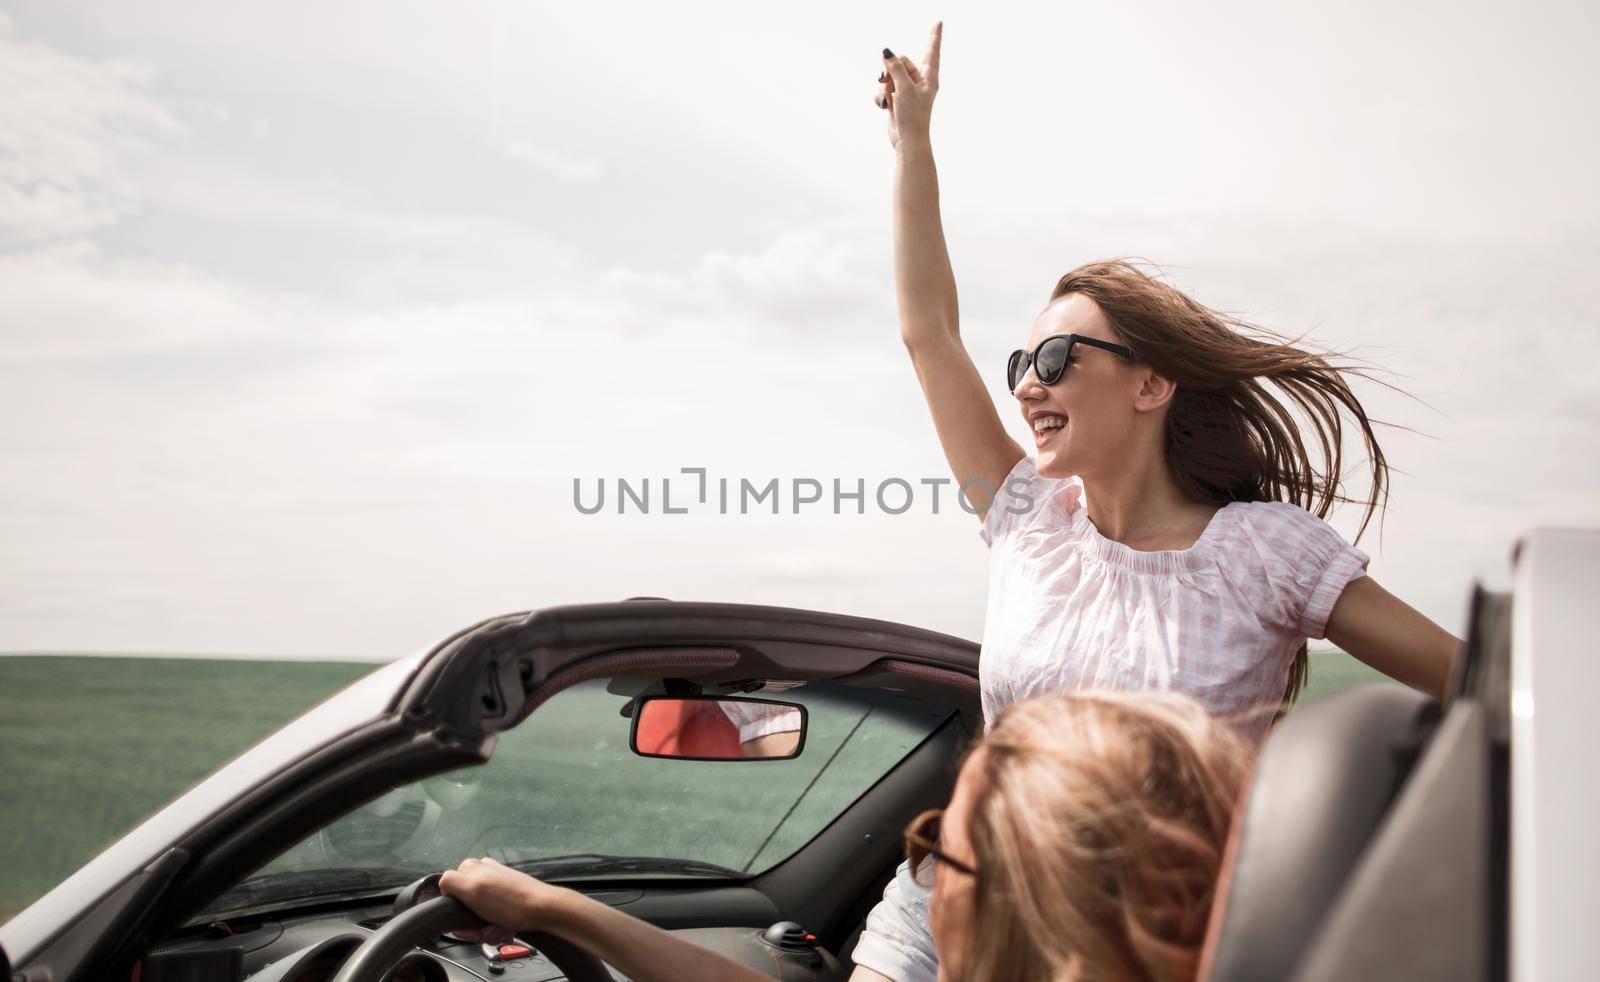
left=2, top=1, right=1597, bottom=660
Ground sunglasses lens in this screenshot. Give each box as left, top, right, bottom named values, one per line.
left=1006, top=350, right=1027, bottom=390
left=1035, top=337, right=1072, bottom=384
left=905, top=810, right=941, bottom=886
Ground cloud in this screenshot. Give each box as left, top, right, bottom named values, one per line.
left=501, top=138, right=603, bottom=183
left=0, top=12, right=180, bottom=244
left=0, top=6, right=1596, bottom=658
left=596, top=218, right=890, bottom=337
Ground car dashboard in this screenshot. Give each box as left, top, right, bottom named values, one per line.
left=143, top=893, right=847, bottom=982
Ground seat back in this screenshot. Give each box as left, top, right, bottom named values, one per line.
left=1199, top=685, right=1433, bottom=982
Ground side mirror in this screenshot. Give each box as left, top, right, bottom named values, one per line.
left=630, top=696, right=807, bottom=761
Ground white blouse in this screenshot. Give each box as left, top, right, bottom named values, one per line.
left=978, top=455, right=1370, bottom=741
left=850, top=455, right=1371, bottom=982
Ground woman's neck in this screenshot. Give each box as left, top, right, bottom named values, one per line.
left=1080, top=451, right=1216, bottom=550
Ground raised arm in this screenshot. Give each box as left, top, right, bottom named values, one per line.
left=878, top=24, right=1024, bottom=517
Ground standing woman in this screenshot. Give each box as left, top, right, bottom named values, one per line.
left=851, top=22, right=1462, bottom=982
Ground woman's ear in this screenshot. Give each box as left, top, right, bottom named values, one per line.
left=1133, top=368, right=1178, bottom=414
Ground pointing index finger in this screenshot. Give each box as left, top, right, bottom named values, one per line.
left=924, top=21, right=942, bottom=84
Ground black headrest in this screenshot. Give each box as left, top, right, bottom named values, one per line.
left=1204, top=685, right=1433, bottom=982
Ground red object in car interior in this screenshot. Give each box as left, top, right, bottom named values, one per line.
left=498, top=944, right=533, bottom=960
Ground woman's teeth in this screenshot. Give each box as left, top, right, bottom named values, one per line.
left=1033, top=416, right=1066, bottom=434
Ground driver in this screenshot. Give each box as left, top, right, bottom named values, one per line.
left=438, top=689, right=1252, bottom=982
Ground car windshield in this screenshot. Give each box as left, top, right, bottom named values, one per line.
left=200, top=678, right=955, bottom=919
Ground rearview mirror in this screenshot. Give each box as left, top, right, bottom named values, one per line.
left=630, top=696, right=807, bottom=761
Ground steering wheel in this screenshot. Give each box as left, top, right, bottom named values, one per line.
left=329, top=874, right=611, bottom=982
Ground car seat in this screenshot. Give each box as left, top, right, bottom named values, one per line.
left=1198, top=684, right=1434, bottom=981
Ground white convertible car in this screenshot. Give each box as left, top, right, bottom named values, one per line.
left=1, top=529, right=1593, bottom=981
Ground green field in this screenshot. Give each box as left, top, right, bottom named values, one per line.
left=0, top=651, right=1390, bottom=922
left=0, top=657, right=378, bottom=921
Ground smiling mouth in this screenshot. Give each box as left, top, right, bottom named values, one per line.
left=1032, top=415, right=1066, bottom=445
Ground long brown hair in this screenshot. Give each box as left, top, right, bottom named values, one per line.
left=959, top=690, right=1253, bottom=982
left=1050, top=259, right=1391, bottom=702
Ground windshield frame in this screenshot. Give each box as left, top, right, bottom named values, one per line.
left=199, top=678, right=957, bottom=922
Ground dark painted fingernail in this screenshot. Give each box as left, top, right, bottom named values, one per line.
left=878, top=98, right=886, bottom=109
left=883, top=48, right=893, bottom=59
left=878, top=72, right=887, bottom=82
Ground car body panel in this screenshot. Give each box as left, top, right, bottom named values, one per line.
left=1510, top=529, right=1600, bottom=982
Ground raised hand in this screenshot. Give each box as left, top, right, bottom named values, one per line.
left=874, top=21, right=942, bottom=150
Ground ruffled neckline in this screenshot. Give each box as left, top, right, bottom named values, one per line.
left=1067, top=497, right=1240, bottom=574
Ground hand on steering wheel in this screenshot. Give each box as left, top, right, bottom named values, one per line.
left=437, top=856, right=555, bottom=937
left=327, top=868, right=609, bottom=982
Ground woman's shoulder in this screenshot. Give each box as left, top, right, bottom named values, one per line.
left=1226, top=498, right=1335, bottom=531
left=1215, top=499, right=1372, bottom=639
left=1007, top=457, right=1086, bottom=518
left=981, top=457, right=1084, bottom=546
left=1216, top=499, right=1362, bottom=567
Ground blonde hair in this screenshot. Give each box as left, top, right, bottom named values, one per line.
left=958, top=691, right=1253, bottom=982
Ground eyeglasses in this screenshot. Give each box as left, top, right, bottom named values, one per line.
left=1006, top=334, right=1134, bottom=391
left=904, top=808, right=978, bottom=887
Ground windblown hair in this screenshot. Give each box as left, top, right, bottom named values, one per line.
left=959, top=691, right=1253, bottom=982
left=1050, top=259, right=1392, bottom=702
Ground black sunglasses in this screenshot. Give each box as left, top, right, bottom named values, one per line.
left=1006, top=334, right=1134, bottom=390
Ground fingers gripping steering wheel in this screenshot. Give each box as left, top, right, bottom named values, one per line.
left=328, top=874, right=611, bottom=982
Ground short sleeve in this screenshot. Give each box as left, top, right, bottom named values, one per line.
left=850, top=858, right=939, bottom=982
left=1233, top=502, right=1370, bottom=640
left=717, top=701, right=802, bottom=743
left=978, top=456, right=1081, bottom=548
